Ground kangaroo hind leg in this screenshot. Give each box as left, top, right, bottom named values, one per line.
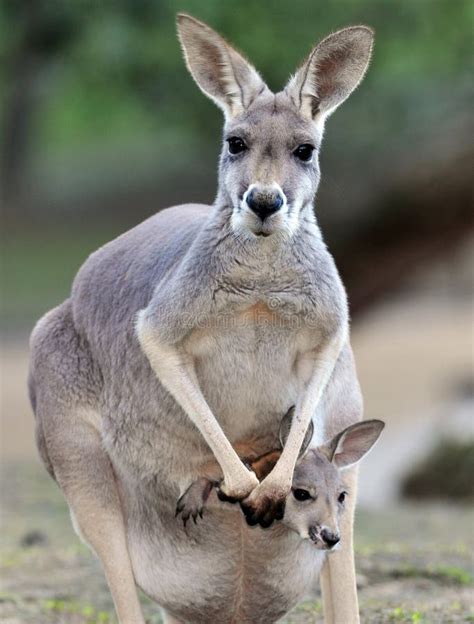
left=162, top=610, right=185, bottom=624
left=30, top=302, right=145, bottom=623
left=39, top=404, right=145, bottom=624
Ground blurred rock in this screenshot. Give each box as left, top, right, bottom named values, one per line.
left=401, top=439, right=474, bottom=502
left=20, top=529, right=48, bottom=548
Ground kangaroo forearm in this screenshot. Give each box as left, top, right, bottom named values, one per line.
left=137, top=316, right=258, bottom=497
left=272, top=330, right=348, bottom=483
left=189, top=440, right=281, bottom=485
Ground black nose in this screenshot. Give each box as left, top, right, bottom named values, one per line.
left=246, top=188, right=284, bottom=220
left=321, top=529, right=340, bottom=548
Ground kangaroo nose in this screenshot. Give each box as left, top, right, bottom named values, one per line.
left=320, top=529, right=340, bottom=548
left=246, top=188, right=284, bottom=220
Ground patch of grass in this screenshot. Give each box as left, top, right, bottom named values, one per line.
left=1, top=224, right=126, bottom=328
left=0, top=548, right=35, bottom=568
left=431, top=565, right=473, bottom=586
left=293, top=599, right=323, bottom=615
left=0, top=591, right=22, bottom=605
left=390, top=607, right=424, bottom=622
left=390, top=564, right=473, bottom=586
left=43, top=598, right=113, bottom=623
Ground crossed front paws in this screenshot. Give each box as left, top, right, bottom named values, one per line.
left=176, top=476, right=288, bottom=529
left=239, top=483, right=287, bottom=528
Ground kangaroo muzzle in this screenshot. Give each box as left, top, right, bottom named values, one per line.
left=246, top=186, right=284, bottom=221
left=308, top=525, right=341, bottom=550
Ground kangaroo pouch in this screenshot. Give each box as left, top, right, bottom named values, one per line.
left=127, top=502, right=326, bottom=623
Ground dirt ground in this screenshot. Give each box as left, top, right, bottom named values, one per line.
left=1, top=461, right=473, bottom=624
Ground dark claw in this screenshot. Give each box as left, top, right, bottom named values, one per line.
left=246, top=516, right=260, bottom=527
left=240, top=497, right=286, bottom=529
left=176, top=479, right=214, bottom=527
left=177, top=505, right=202, bottom=528
left=259, top=517, right=274, bottom=529
left=274, top=501, right=285, bottom=521
left=216, top=488, right=240, bottom=504
left=240, top=502, right=261, bottom=527
left=176, top=496, right=192, bottom=528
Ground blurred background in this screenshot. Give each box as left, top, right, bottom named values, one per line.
left=1, top=0, right=473, bottom=622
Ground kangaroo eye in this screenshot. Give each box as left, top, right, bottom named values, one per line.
left=338, top=491, right=347, bottom=504
left=293, top=144, right=314, bottom=162
left=227, top=137, right=247, bottom=155
left=293, top=488, right=312, bottom=502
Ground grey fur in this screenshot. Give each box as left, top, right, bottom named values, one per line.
left=29, top=13, right=373, bottom=624
left=177, top=418, right=385, bottom=549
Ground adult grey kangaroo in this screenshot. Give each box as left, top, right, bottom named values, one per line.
left=29, top=14, right=374, bottom=624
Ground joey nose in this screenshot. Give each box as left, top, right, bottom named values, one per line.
left=321, top=529, right=340, bottom=548
left=246, top=188, right=284, bottom=220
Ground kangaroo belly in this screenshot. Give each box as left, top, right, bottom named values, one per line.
left=126, top=498, right=324, bottom=623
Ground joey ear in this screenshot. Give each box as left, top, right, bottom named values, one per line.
left=279, top=406, right=314, bottom=457
left=326, top=420, right=384, bottom=470
left=286, top=26, right=374, bottom=121
left=177, top=13, right=268, bottom=119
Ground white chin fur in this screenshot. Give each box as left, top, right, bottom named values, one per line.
left=231, top=201, right=299, bottom=239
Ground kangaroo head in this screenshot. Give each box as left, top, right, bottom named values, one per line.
left=281, top=418, right=384, bottom=550
left=177, top=14, right=373, bottom=240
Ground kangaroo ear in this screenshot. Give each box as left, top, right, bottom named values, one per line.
left=279, top=406, right=314, bottom=457
left=177, top=13, right=268, bottom=119
left=326, top=420, right=384, bottom=470
left=286, top=26, right=374, bottom=121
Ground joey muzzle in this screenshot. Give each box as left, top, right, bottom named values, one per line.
left=308, top=526, right=340, bottom=549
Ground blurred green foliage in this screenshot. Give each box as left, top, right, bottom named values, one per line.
left=1, top=0, right=472, bottom=159
left=1, top=226, right=122, bottom=327
left=0, top=0, right=472, bottom=328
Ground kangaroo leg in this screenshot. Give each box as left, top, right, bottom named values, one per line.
left=320, top=561, right=335, bottom=624
left=43, top=407, right=145, bottom=624
left=321, top=468, right=359, bottom=624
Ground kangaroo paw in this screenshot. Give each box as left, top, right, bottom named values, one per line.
left=175, top=478, right=215, bottom=527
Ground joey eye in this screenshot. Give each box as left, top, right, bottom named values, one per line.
left=293, top=488, right=312, bottom=502
left=293, top=143, right=314, bottom=162
left=338, top=491, right=347, bottom=504
left=227, top=137, right=247, bottom=155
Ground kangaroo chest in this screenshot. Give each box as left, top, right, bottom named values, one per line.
left=182, top=300, right=322, bottom=441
